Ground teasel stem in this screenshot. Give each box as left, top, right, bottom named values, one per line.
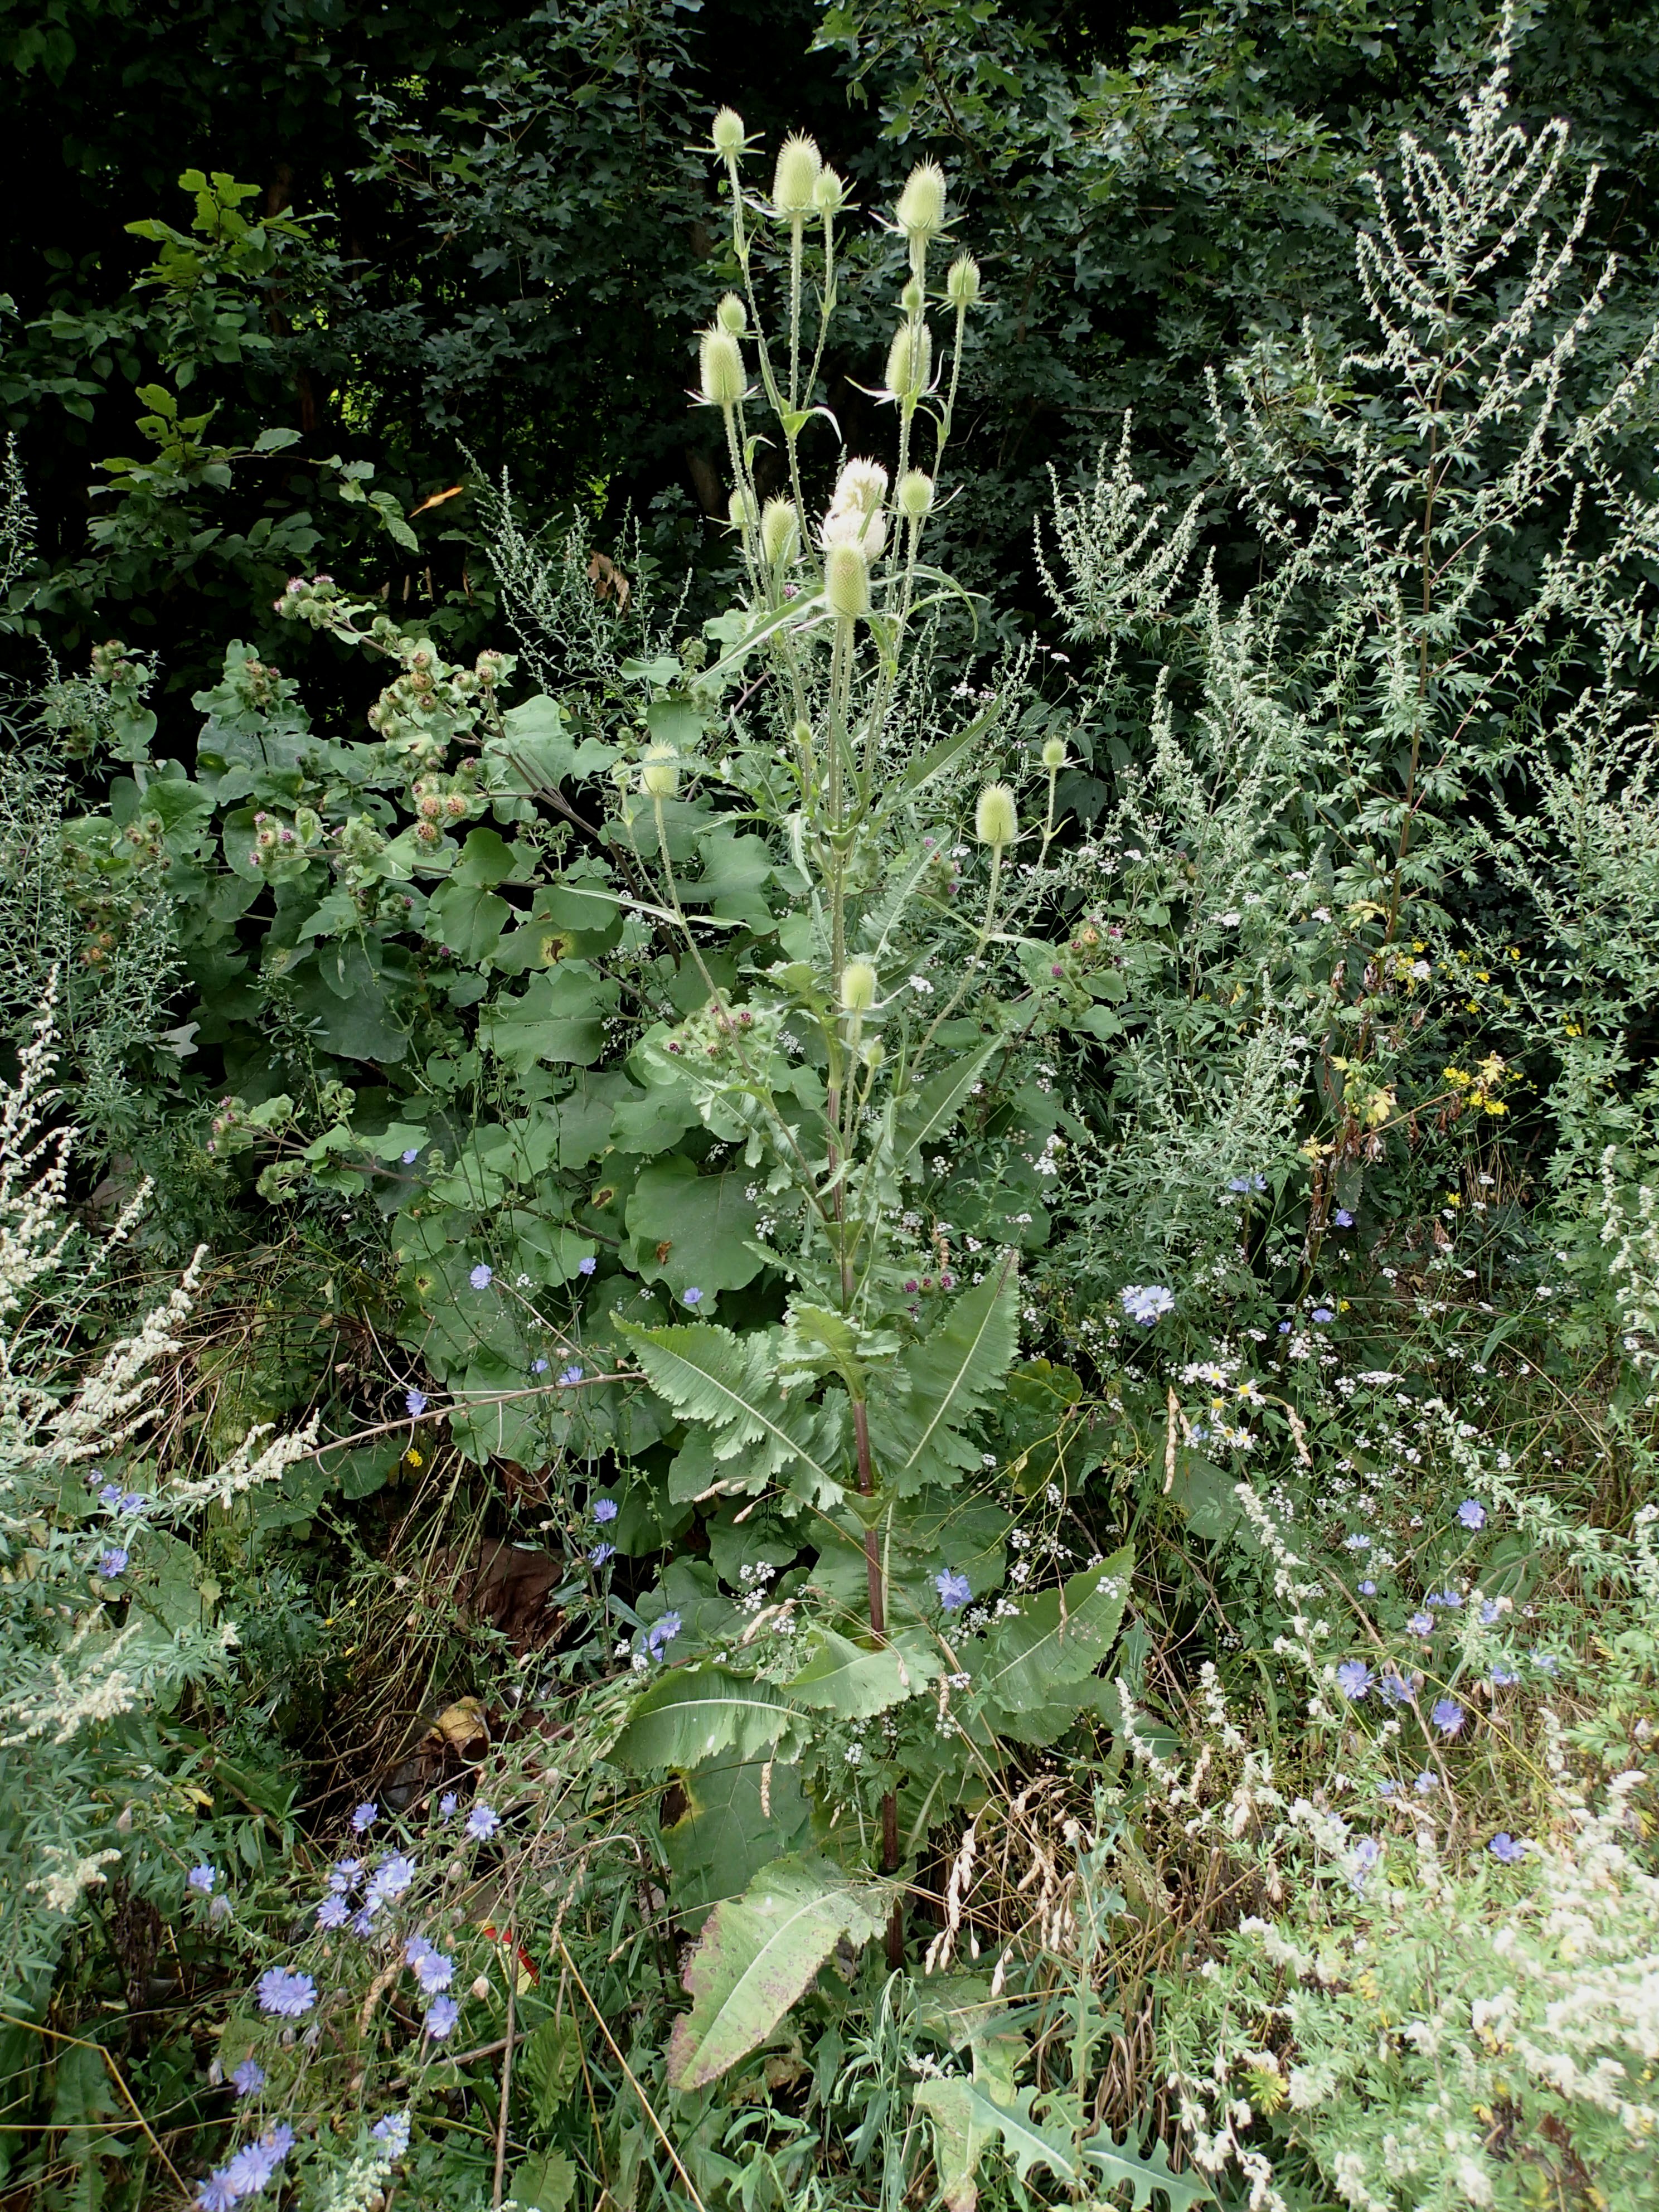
left=788, top=214, right=806, bottom=413
left=721, top=399, right=763, bottom=603
left=935, top=299, right=969, bottom=475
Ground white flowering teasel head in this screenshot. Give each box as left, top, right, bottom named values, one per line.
left=975, top=784, right=1018, bottom=851
left=772, top=132, right=822, bottom=217
left=821, top=459, right=889, bottom=561
left=698, top=324, right=745, bottom=410
left=896, top=469, right=934, bottom=521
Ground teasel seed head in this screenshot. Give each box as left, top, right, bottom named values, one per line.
left=711, top=108, right=745, bottom=159
left=760, top=497, right=800, bottom=567
left=885, top=321, right=933, bottom=402
left=1041, top=736, right=1068, bottom=769
left=896, top=469, right=934, bottom=520
left=840, top=960, right=877, bottom=1012
left=772, top=133, right=822, bottom=216
left=895, top=159, right=947, bottom=241
left=975, top=783, right=1018, bottom=850
left=824, top=542, right=871, bottom=622
left=698, top=325, right=746, bottom=409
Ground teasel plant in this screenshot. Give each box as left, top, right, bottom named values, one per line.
left=596, top=113, right=1124, bottom=1993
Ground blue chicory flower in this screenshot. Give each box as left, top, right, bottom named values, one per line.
left=937, top=1568, right=973, bottom=1612
left=1311, top=1307, right=1335, bottom=1324
left=1359, top=1579, right=1377, bottom=1596
left=1336, top=1660, right=1375, bottom=1700
left=327, top=1857, right=361, bottom=1891
left=1414, top=1770, right=1437, bottom=1794
left=559, top=1364, right=584, bottom=1385
left=469, top=1263, right=493, bottom=1290
left=1343, top=1534, right=1371, bottom=1551
left=196, top=2170, right=239, bottom=2211
left=1333, top=1207, right=1355, bottom=1227
left=316, top=1895, right=350, bottom=1930
left=590, top=1542, right=616, bottom=1565
left=578, top=1256, right=596, bottom=1275
left=256, top=1968, right=316, bottom=2019
left=231, top=2059, right=265, bottom=2097
left=366, top=1852, right=416, bottom=1904
left=402, top=1148, right=420, bottom=1165
left=405, top=1388, right=427, bottom=1417
left=424, top=1996, right=460, bottom=2039
left=1488, top=1832, right=1527, bottom=1864
left=465, top=1803, right=500, bottom=1841
left=592, top=1497, right=618, bottom=1523
left=373, top=2112, right=412, bottom=2154
left=188, top=1863, right=217, bottom=1894
left=647, top=1611, right=682, bottom=1661
left=438, top=1793, right=458, bottom=1818
left=1456, top=1499, right=1486, bottom=1530
left=681, top=1286, right=703, bottom=1306
left=1226, top=1175, right=1267, bottom=1194
left=1490, top=1663, right=1520, bottom=1687
left=1120, top=1284, right=1175, bottom=1327
left=531, top=1357, right=549, bottom=1375
left=1406, top=1612, right=1434, bottom=1637
left=1431, top=1697, right=1466, bottom=1737
left=98, top=1548, right=129, bottom=1578
left=351, top=1802, right=378, bottom=1833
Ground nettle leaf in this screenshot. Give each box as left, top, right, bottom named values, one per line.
left=625, top=1156, right=764, bottom=1299
left=622, top=1320, right=850, bottom=1504
left=784, top=1628, right=939, bottom=1719
left=610, top=1664, right=794, bottom=1772
left=867, top=1262, right=1020, bottom=1494
left=665, top=1854, right=890, bottom=2092
left=968, top=1546, right=1133, bottom=1720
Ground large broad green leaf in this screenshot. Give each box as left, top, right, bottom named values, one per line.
left=479, top=963, right=618, bottom=1070
left=621, top=1320, right=848, bottom=1505
left=507, top=2149, right=576, bottom=2212
left=1083, top=2129, right=1214, bottom=2209
left=867, top=1262, right=1020, bottom=1495
left=424, top=875, right=509, bottom=963
left=661, top=1756, right=812, bottom=1919
left=664, top=1855, right=889, bottom=2092
left=969, top=1546, right=1133, bottom=1718
left=610, top=1665, right=793, bottom=1772
left=783, top=1629, right=939, bottom=1719
left=913, top=2080, right=1079, bottom=2205
left=626, top=1156, right=763, bottom=1299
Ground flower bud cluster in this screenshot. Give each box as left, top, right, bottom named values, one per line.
left=659, top=993, right=782, bottom=1068
left=246, top=807, right=327, bottom=876
left=408, top=772, right=483, bottom=848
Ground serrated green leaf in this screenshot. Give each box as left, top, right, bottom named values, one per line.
left=895, top=1039, right=998, bottom=1166
left=508, top=2147, right=576, bottom=2212
left=665, top=1855, right=889, bottom=2090
left=784, top=1629, right=939, bottom=1719
left=621, top=1320, right=848, bottom=1502
left=969, top=1546, right=1133, bottom=1716
left=610, top=1665, right=792, bottom=1772
left=1083, top=2127, right=1214, bottom=2209
left=867, top=1260, right=1020, bottom=1494
left=915, top=2079, right=1080, bottom=2203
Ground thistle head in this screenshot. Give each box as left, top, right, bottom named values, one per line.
left=760, top=497, right=800, bottom=566
left=840, top=960, right=877, bottom=1012
left=885, top=322, right=932, bottom=401
left=946, top=253, right=981, bottom=310
left=716, top=292, right=747, bottom=335
left=773, top=133, right=823, bottom=216
left=896, top=469, right=934, bottom=521
left=639, top=744, right=680, bottom=798
left=975, top=783, right=1018, bottom=850
left=895, top=160, right=947, bottom=242
left=711, top=108, right=746, bottom=160
left=824, top=542, right=871, bottom=622
left=698, top=325, right=746, bottom=410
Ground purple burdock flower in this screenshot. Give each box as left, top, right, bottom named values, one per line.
left=578, top=1255, right=596, bottom=1275
left=316, top=1895, right=350, bottom=1930
left=469, top=1263, right=493, bottom=1290
left=1456, top=1499, right=1486, bottom=1530
left=681, top=1286, right=703, bottom=1306
left=1336, top=1660, right=1375, bottom=1701
left=465, top=1803, right=500, bottom=1842
left=255, top=1968, right=316, bottom=2019
left=438, top=1792, right=458, bottom=1818
left=936, top=1568, right=972, bottom=1613
left=98, top=1548, right=129, bottom=1578
left=590, top=1542, right=616, bottom=1565
left=424, top=1995, right=460, bottom=2040
left=1488, top=1832, right=1527, bottom=1864
left=647, top=1611, right=682, bottom=1661
left=351, top=1802, right=378, bottom=1833
left=559, top=1364, right=584, bottom=1385
left=1406, top=1612, right=1434, bottom=1637
left=405, top=1388, right=427, bottom=1418
left=1311, top=1307, right=1335, bottom=1324
left=187, top=1862, right=216, bottom=1894
left=1431, top=1697, right=1465, bottom=1737
left=231, top=2058, right=265, bottom=2097
left=592, top=1497, right=618, bottom=1524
